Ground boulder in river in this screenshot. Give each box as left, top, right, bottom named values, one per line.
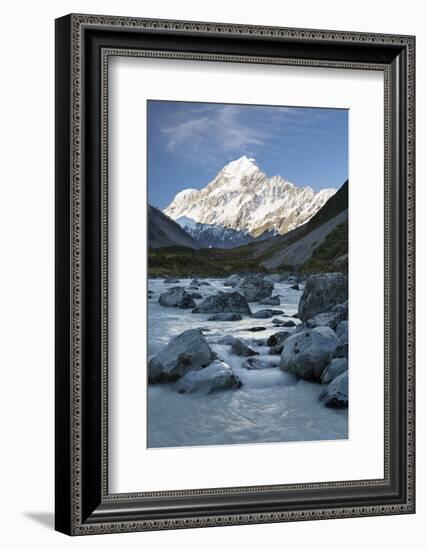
left=332, top=300, right=349, bottom=319
left=336, top=320, right=349, bottom=344
left=320, top=358, right=348, bottom=384
left=164, top=277, right=180, bottom=284
left=298, top=273, right=348, bottom=322
left=189, top=291, right=203, bottom=299
left=243, top=357, right=277, bottom=370
left=223, top=273, right=241, bottom=287
left=235, top=274, right=274, bottom=302
left=267, top=331, right=291, bottom=355
left=334, top=342, right=348, bottom=359
left=302, top=301, right=348, bottom=331
left=159, top=287, right=196, bottom=309
left=176, top=360, right=241, bottom=394
left=217, top=335, right=238, bottom=345
left=247, top=327, right=267, bottom=332
left=250, top=309, right=284, bottom=319
left=231, top=339, right=258, bottom=357
left=192, top=291, right=251, bottom=314
left=259, top=296, right=281, bottom=306
left=303, top=311, right=341, bottom=331
left=267, top=331, right=292, bottom=347
left=148, top=329, right=216, bottom=383
left=319, top=371, right=348, bottom=408
left=195, top=327, right=211, bottom=333
left=190, top=278, right=211, bottom=287
left=279, top=326, right=339, bottom=381
left=272, top=317, right=291, bottom=326
left=207, top=313, right=242, bottom=321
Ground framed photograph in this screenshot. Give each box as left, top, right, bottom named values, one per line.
left=55, top=14, right=415, bottom=535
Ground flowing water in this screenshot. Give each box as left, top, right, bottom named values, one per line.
left=147, top=277, right=348, bottom=448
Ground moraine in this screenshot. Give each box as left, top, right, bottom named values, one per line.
left=147, top=276, right=348, bottom=448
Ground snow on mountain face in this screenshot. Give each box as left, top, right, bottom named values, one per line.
left=163, top=156, right=336, bottom=239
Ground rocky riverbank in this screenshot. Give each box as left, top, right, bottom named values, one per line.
left=147, top=272, right=348, bottom=447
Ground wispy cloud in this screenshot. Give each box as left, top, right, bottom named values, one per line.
left=160, top=104, right=268, bottom=160
left=156, top=103, right=334, bottom=164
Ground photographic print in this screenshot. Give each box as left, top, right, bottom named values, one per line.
left=147, top=100, right=349, bottom=448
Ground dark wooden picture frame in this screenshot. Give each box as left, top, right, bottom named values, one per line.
left=55, top=13, right=415, bottom=535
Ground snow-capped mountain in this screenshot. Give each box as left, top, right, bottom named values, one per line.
left=163, top=156, right=336, bottom=245
left=175, top=216, right=275, bottom=249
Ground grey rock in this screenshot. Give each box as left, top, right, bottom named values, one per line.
left=235, top=274, right=274, bottom=302
left=195, top=327, right=211, bottom=333
left=190, top=278, right=211, bottom=287
left=279, top=326, right=340, bottom=381
left=336, top=320, right=349, bottom=344
left=334, top=343, right=348, bottom=359
left=159, top=287, right=196, bottom=309
left=319, top=371, right=348, bottom=408
left=304, top=311, right=340, bottom=330
left=247, top=326, right=267, bottom=332
left=207, top=313, right=242, bottom=321
left=332, top=300, right=349, bottom=318
left=164, top=277, right=180, bottom=284
left=269, top=345, right=284, bottom=355
left=264, top=274, right=281, bottom=283
left=251, top=338, right=268, bottom=346
left=321, top=358, right=348, bottom=384
left=217, top=335, right=238, bottom=345
left=148, top=329, right=216, bottom=383
left=272, top=317, right=290, bottom=326
left=267, top=331, right=292, bottom=347
left=176, top=360, right=241, bottom=394
left=302, top=302, right=348, bottom=331
left=250, top=309, right=284, bottom=319
left=192, top=291, right=251, bottom=314
left=290, top=283, right=300, bottom=290
left=231, top=339, right=258, bottom=357
left=243, top=357, right=276, bottom=370
left=298, top=273, right=348, bottom=322
left=259, top=296, right=281, bottom=306
left=223, top=274, right=241, bottom=287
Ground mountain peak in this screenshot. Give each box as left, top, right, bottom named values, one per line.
left=163, top=158, right=337, bottom=240
left=222, top=155, right=259, bottom=177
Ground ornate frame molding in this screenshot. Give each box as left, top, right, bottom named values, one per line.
left=55, top=13, right=415, bottom=535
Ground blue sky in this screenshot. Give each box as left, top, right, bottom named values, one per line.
left=147, top=100, right=348, bottom=209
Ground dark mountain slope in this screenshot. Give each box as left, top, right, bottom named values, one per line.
left=148, top=205, right=200, bottom=249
